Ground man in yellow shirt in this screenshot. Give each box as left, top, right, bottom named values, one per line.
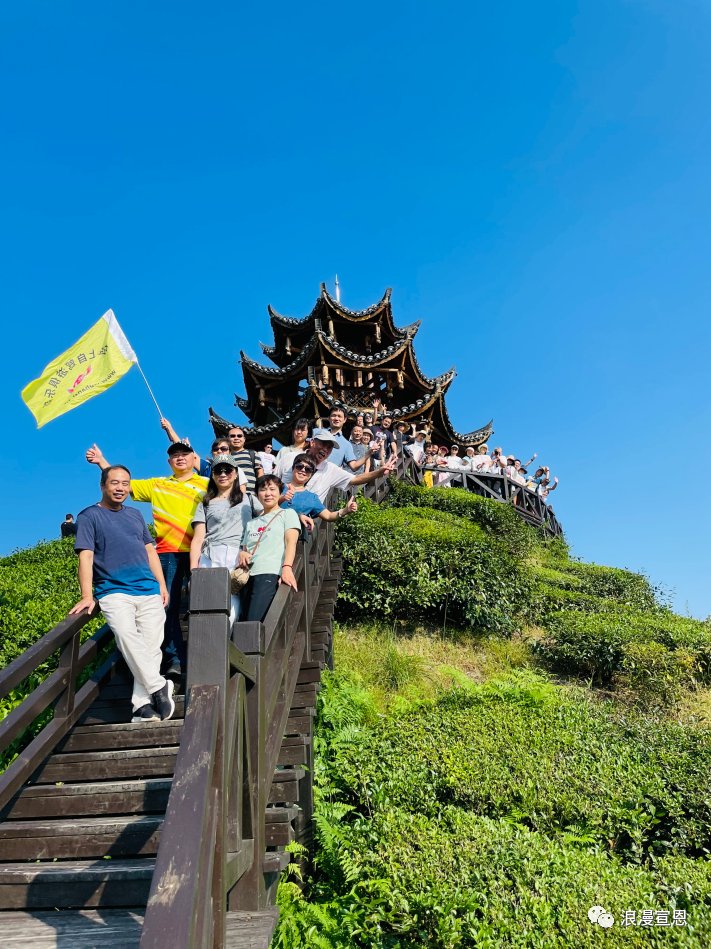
left=86, top=441, right=207, bottom=676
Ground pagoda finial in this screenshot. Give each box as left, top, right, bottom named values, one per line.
left=335, top=274, right=341, bottom=304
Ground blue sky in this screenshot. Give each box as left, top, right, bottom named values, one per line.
left=3, top=1, right=711, bottom=616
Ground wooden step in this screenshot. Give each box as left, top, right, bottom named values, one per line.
left=269, top=768, right=304, bottom=805
left=0, top=815, right=162, bottom=860
left=0, top=857, right=155, bottom=909
left=285, top=710, right=314, bottom=736
left=226, top=908, right=279, bottom=949
left=297, top=662, right=324, bottom=685
left=0, top=908, right=143, bottom=948
left=262, top=851, right=290, bottom=874
left=59, top=720, right=183, bottom=753
left=79, top=695, right=185, bottom=726
left=30, top=747, right=177, bottom=784
left=278, top=736, right=310, bottom=766
left=3, top=778, right=172, bottom=820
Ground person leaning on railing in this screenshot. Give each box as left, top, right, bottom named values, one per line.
left=237, top=474, right=300, bottom=622
left=275, top=432, right=396, bottom=504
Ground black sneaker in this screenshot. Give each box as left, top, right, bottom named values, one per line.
left=164, top=658, right=182, bottom=682
left=131, top=704, right=161, bottom=723
left=151, top=679, right=175, bottom=721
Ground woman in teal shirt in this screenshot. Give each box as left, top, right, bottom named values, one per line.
left=238, top=474, right=300, bottom=622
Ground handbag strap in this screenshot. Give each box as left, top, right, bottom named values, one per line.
left=247, top=510, right=283, bottom=557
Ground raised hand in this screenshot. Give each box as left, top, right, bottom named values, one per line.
left=86, top=443, right=104, bottom=465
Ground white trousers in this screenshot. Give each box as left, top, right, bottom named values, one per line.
left=199, top=545, right=240, bottom=624
left=99, top=593, right=167, bottom=711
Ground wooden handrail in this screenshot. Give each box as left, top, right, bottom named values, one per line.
left=0, top=603, right=100, bottom=699
left=413, top=463, right=563, bottom=537
left=142, top=684, right=222, bottom=948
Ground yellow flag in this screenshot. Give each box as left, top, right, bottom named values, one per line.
left=21, top=310, right=137, bottom=428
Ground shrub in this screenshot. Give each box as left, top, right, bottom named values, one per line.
left=276, top=670, right=711, bottom=948
left=335, top=500, right=532, bottom=634
left=384, top=479, right=542, bottom=558
left=535, top=609, right=711, bottom=690
left=325, top=680, right=711, bottom=860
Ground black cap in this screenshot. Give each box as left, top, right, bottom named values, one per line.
left=167, top=441, right=194, bottom=456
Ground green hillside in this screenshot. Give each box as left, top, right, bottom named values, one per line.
left=274, top=482, right=711, bottom=948
left=1, top=485, right=710, bottom=945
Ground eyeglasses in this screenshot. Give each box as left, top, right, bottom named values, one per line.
left=213, top=467, right=234, bottom=476
left=293, top=464, right=315, bottom=474
left=215, top=446, right=229, bottom=452
left=230, top=434, right=245, bottom=440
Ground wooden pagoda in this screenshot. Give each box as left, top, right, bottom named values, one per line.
left=209, top=284, right=494, bottom=448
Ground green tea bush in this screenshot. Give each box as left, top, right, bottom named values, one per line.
left=384, top=479, right=542, bottom=558
left=529, top=557, right=660, bottom=618
left=335, top=500, right=532, bottom=634
left=0, top=538, right=89, bottom=668
left=301, top=807, right=711, bottom=948
left=326, top=679, right=711, bottom=860
left=552, top=560, right=659, bottom=612
left=535, top=609, right=711, bottom=694
left=276, top=669, right=711, bottom=948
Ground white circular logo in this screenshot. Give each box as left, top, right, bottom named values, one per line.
left=599, top=913, right=615, bottom=928
left=588, top=906, right=605, bottom=924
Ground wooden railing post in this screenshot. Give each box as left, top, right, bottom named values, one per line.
left=230, top=619, right=268, bottom=912
left=53, top=629, right=79, bottom=719
left=186, top=567, right=232, bottom=948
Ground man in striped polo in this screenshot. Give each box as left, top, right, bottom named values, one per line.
left=86, top=441, right=208, bottom=677
left=226, top=425, right=263, bottom=492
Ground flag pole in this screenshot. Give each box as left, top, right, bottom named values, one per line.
left=135, top=360, right=164, bottom=418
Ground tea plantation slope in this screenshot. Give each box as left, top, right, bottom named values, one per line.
left=272, top=483, right=711, bottom=948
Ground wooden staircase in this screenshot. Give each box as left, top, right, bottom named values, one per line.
left=0, top=545, right=341, bottom=947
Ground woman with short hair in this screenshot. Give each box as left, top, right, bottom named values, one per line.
left=279, top=453, right=358, bottom=529
left=238, top=475, right=300, bottom=622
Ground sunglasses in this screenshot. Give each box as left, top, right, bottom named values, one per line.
left=293, top=463, right=315, bottom=474
left=213, top=467, right=234, bottom=476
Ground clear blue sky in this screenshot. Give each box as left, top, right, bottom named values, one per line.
left=3, top=1, right=710, bottom=617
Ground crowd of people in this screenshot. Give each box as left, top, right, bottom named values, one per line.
left=67, top=406, right=556, bottom=724
left=68, top=414, right=395, bottom=724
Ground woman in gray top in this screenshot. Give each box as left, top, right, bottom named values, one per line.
left=190, top=454, right=263, bottom=622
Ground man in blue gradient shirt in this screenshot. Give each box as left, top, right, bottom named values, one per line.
left=70, top=464, right=175, bottom=724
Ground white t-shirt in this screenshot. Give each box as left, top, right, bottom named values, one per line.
left=406, top=440, right=426, bottom=463
left=275, top=454, right=354, bottom=503
left=258, top=452, right=276, bottom=474
left=275, top=444, right=307, bottom=465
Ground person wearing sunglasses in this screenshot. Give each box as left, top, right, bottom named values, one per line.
left=279, top=453, right=358, bottom=530
left=275, top=432, right=396, bottom=504
left=189, top=455, right=259, bottom=623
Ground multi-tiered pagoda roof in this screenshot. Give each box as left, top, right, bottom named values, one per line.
left=209, top=284, right=493, bottom=448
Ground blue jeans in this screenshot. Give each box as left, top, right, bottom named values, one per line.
left=239, top=574, right=279, bottom=623
left=158, top=551, right=190, bottom=668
